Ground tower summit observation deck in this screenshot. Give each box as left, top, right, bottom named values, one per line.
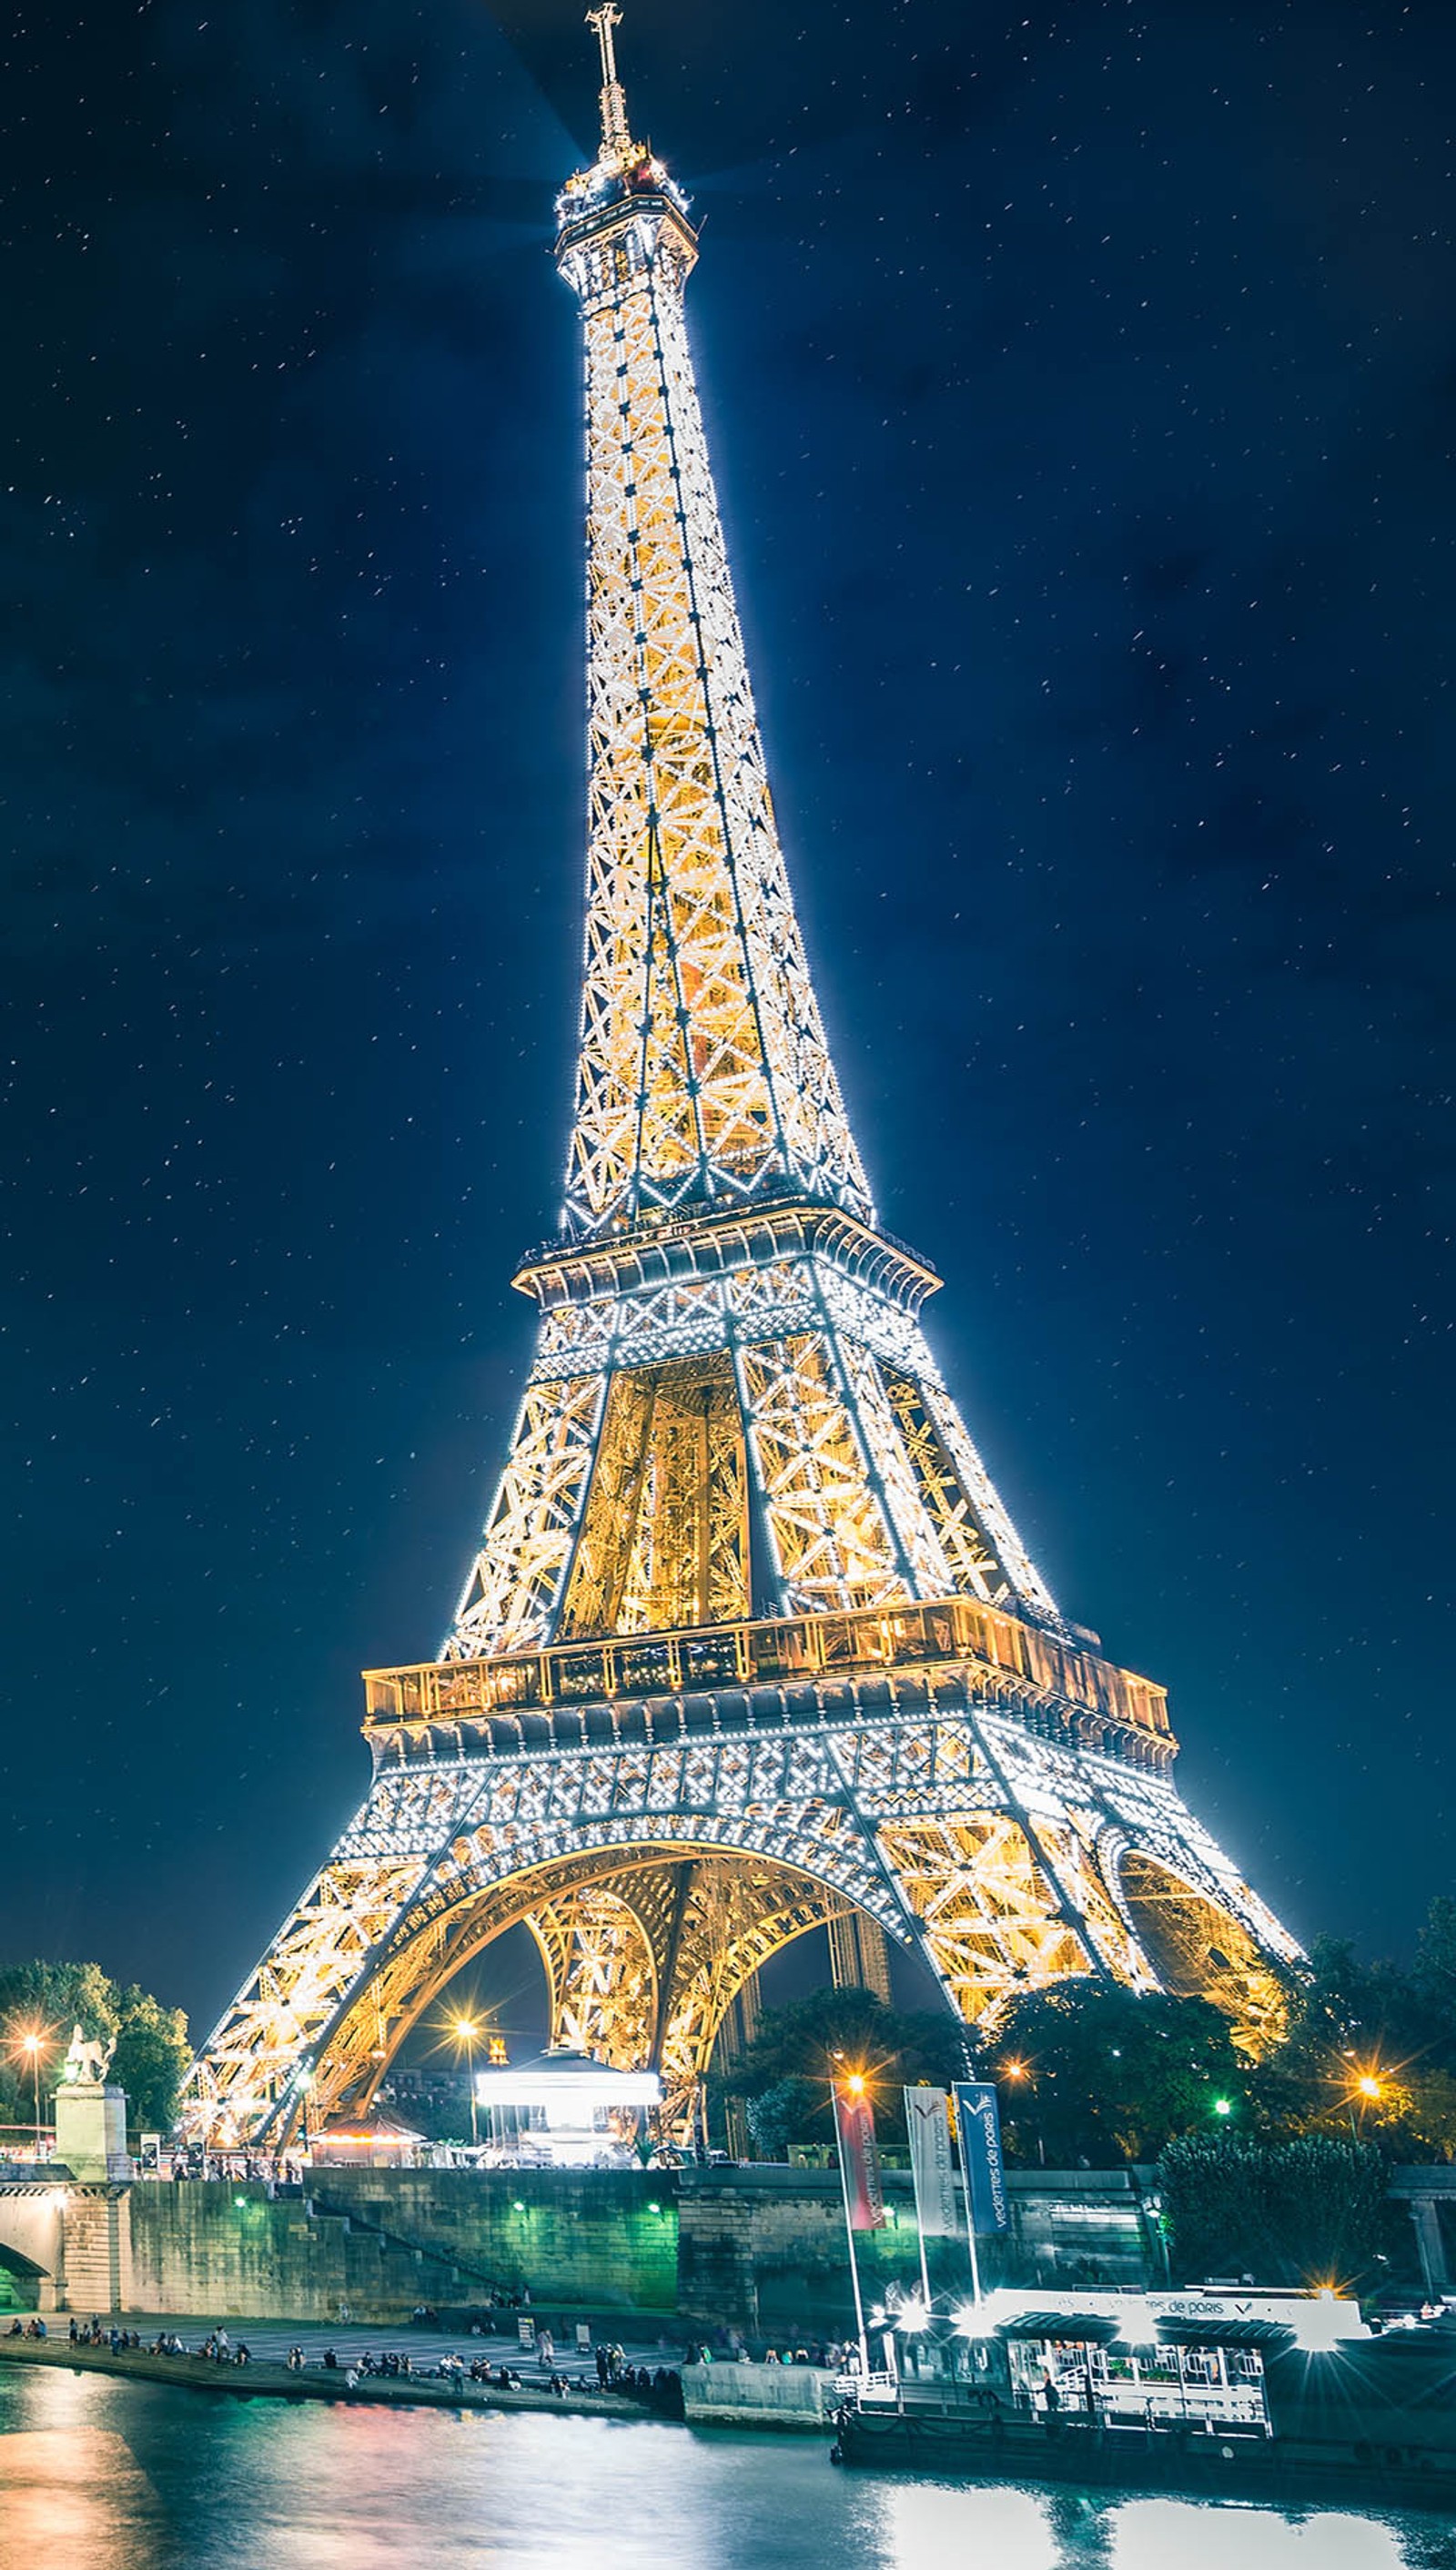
left=184, top=14, right=1297, bottom=2150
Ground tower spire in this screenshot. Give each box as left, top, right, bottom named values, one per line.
left=555, top=41, right=872, bottom=1240
left=587, top=4, right=632, bottom=159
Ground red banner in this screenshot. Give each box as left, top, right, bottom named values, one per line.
left=834, top=2084, right=885, bottom=2232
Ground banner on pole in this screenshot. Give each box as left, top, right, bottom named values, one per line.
left=953, top=2080, right=1009, bottom=2237
left=904, top=2085, right=958, bottom=2239
left=833, top=2085, right=885, bottom=2232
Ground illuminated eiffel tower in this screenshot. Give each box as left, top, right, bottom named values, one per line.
left=185, top=12, right=1297, bottom=2147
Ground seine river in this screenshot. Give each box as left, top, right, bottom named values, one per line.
left=1, top=2366, right=1451, bottom=2570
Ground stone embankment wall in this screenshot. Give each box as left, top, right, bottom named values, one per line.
left=123, top=2168, right=678, bottom=2322
left=681, top=2359, right=837, bottom=2430
left=675, top=2166, right=1158, bottom=2332
left=320, top=2167, right=679, bottom=2310
left=126, top=2183, right=458, bottom=2322
left=0, top=2164, right=1161, bottom=2325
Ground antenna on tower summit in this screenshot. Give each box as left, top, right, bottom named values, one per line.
left=586, top=3, right=632, bottom=157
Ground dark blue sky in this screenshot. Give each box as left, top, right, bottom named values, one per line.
left=3, top=0, right=1451, bottom=2046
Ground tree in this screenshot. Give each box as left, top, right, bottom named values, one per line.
left=110, top=1987, right=191, bottom=2134
left=718, top=1986, right=968, bottom=2148
left=0, top=1962, right=188, bottom=2138
left=0, top=1961, right=118, bottom=2133
left=987, top=1982, right=1247, bottom=2166
left=0, top=1960, right=117, bottom=2046
left=1159, top=2132, right=1389, bottom=2289
left=1248, top=1920, right=1456, bottom=2155
left=745, top=2079, right=821, bottom=2160
left=1412, top=1897, right=1456, bottom=2033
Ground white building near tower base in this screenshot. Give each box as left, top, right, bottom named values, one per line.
left=473, top=2048, right=662, bottom=2167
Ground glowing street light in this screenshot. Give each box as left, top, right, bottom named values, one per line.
left=8, top=2029, right=51, bottom=2159
left=1343, top=2063, right=1386, bottom=2140
left=998, top=2056, right=1045, bottom=2163
left=453, top=2019, right=481, bottom=2147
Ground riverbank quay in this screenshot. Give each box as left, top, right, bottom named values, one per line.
left=5, top=2308, right=685, bottom=2371
left=0, top=2161, right=1169, bottom=2331
left=0, top=2330, right=677, bottom=2426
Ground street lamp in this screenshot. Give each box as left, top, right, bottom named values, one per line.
left=999, top=2056, right=1045, bottom=2165
left=454, top=2019, right=480, bottom=2147
left=1345, top=2067, right=1384, bottom=2140
left=16, top=2032, right=47, bottom=2159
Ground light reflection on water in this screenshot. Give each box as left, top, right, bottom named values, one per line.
left=0, top=2367, right=1451, bottom=2570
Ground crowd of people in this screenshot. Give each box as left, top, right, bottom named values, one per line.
left=6, top=2315, right=250, bottom=2362
left=5, top=2307, right=685, bottom=2413
left=154, top=2150, right=306, bottom=2188
left=5, top=2307, right=846, bottom=2383
left=682, top=2336, right=845, bottom=2368
left=592, top=2340, right=683, bottom=2413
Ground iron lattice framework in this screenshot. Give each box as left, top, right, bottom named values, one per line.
left=184, top=16, right=1297, bottom=2149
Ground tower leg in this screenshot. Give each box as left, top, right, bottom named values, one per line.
left=827, top=1909, right=893, bottom=2003
left=527, top=1887, right=658, bottom=2066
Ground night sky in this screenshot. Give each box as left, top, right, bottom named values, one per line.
left=3, top=1, right=1451, bottom=2050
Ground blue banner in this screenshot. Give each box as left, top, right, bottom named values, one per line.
left=953, top=2081, right=1009, bottom=2236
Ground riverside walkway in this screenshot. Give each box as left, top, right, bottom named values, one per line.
left=0, top=2312, right=689, bottom=2423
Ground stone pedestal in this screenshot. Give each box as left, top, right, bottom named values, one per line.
left=53, top=2083, right=131, bottom=2182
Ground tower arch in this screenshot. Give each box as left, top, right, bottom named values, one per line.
left=288, top=1836, right=896, bottom=2145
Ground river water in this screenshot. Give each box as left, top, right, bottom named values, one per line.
left=2, top=2366, right=1452, bottom=2570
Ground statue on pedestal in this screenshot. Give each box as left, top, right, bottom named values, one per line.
left=52, top=2031, right=130, bottom=2183
left=59, top=2027, right=116, bottom=2088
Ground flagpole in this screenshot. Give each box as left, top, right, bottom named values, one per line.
left=952, top=2083, right=989, bottom=2311
left=833, top=2084, right=870, bottom=2373
left=965, top=2202, right=984, bottom=2311
left=905, top=2085, right=959, bottom=2324
left=913, top=2098, right=932, bottom=2310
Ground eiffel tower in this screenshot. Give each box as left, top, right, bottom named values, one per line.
left=185, top=12, right=1297, bottom=2148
